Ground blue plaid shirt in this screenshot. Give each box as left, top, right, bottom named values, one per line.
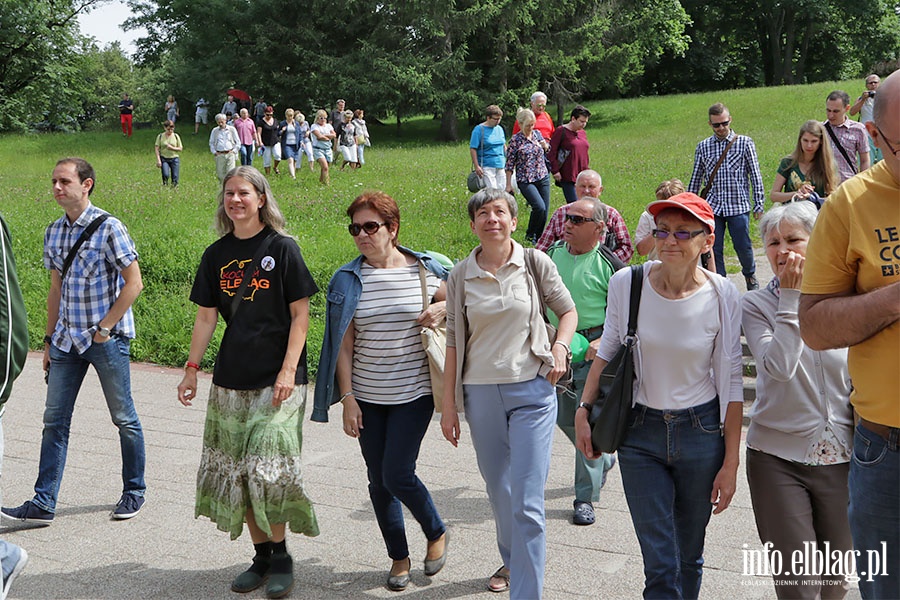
left=43, top=204, right=138, bottom=354
left=688, top=131, right=765, bottom=217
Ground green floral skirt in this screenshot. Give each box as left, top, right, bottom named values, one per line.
left=195, top=383, right=319, bottom=540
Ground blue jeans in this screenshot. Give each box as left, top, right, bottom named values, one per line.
left=849, top=421, right=899, bottom=600
left=521, top=176, right=551, bottom=243
left=0, top=414, right=22, bottom=577
left=357, top=395, right=445, bottom=560
left=618, top=397, right=724, bottom=599
left=239, top=144, right=254, bottom=166
left=713, top=213, right=755, bottom=277
left=357, top=144, right=365, bottom=165
left=561, top=181, right=578, bottom=204
left=557, top=359, right=616, bottom=502
left=160, top=156, right=179, bottom=186
left=34, top=339, right=146, bottom=513
left=464, top=376, right=557, bottom=600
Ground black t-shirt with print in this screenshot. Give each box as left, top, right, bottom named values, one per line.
left=190, top=227, right=318, bottom=389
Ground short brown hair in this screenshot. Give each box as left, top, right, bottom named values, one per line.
left=56, top=157, right=96, bottom=195
left=655, top=179, right=685, bottom=200
left=708, top=103, right=728, bottom=117
left=347, top=191, right=401, bottom=246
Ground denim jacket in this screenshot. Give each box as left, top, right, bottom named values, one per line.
left=311, top=247, right=448, bottom=422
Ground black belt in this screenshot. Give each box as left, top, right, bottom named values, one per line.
left=577, top=324, right=604, bottom=341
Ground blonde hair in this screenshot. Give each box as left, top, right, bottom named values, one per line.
left=284, top=108, right=295, bottom=121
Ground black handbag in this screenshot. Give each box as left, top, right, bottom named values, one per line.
left=589, top=264, right=644, bottom=454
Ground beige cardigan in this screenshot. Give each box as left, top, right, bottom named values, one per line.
left=445, top=243, right=575, bottom=412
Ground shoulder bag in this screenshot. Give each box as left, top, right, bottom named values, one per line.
left=467, top=125, right=486, bottom=192
left=61, top=214, right=110, bottom=280
left=589, top=263, right=644, bottom=454
left=824, top=122, right=858, bottom=175
left=699, top=135, right=737, bottom=199
left=523, top=248, right=570, bottom=375
left=417, top=262, right=447, bottom=411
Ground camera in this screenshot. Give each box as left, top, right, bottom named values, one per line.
left=868, top=91, right=877, bottom=98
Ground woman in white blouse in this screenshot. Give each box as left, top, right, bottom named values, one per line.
left=742, top=201, right=852, bottom=598
left=576, top=192, right=743, bottom=599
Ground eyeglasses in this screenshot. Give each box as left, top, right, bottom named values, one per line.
left=564, top=214, right=596, bottom=225
left=348, top=221, right=387, bottom=236
left=711, top=120, right=731, bottom=129
left=652, top=229, right=706, bottom=240
left=488, top=115, right=502, bottom=120
left=165, top=126, right=174, bottom=129
left=875, top=124, right=899, bottom=156
left=535, top=104, right=546, bottom=108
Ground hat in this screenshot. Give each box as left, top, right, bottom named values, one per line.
left=264, top=106, right=274, bottom=114
left=646, top=192, right=715, bottom=230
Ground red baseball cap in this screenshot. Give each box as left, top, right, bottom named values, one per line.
left=647, top=192, right=715, bottom=230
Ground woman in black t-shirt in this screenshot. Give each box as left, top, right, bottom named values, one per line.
left=177, top=166, right=318, bottom=598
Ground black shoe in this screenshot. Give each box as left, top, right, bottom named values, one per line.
left=112, top=493, right=145, bottom=520
left=265, top=552, right=293, bottom=599
left=1, top=501, right=54, bottom=526
left=387, top=557, right=411, bottom=591
left=745, top=275, right=759, bottom=291
left=424, top=531, right=448, bottom=576
left=572, top=500, right=595, bottom=525
left=231, top=556, right=270, bottom=593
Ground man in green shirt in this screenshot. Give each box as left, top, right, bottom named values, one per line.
left=547, top=197, right=622, bottom=525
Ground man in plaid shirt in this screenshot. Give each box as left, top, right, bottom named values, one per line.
left=2, top=158, right=147, bottom=526
left=688, top=103, right=764, bottom=290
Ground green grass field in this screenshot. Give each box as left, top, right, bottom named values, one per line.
left=0, top=78, right=866, bottom=373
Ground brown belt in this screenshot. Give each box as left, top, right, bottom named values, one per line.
left=859, top=418, right=900, bottom=442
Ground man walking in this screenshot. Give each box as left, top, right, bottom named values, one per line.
left=546, top=198, right=620, bottom=526
left=118, top=93, right=133, bottom=137
left=827, top=90, right=871, bottom=182
left=0, top=205, right=30, bottom=596
left=1, top=157, right=146, bottom=526
left=799, top=69, right=900, bottom=600
left=512, top=91, right=555, bottom=140
left=688, top=103, right=763, bottom=289
left=849, top=74, right=882, bottom=163
left=209, top=114, right=240, bottom=182
left=329, top=99, right=346, bottom=154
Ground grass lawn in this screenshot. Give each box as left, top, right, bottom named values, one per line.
left=0, top=78, right=866, bottom=373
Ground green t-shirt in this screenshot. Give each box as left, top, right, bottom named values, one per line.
left=777, top=157, right=827, bottom=196
left=546, top=241, right=615, bottom=330
left=155, top=132, right=182, bottom=159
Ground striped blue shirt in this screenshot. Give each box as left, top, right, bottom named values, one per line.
left=688, top=131, right=765, bottom=217
left=43, top=204, right=138, bottom=354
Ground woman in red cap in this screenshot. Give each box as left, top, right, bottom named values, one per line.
left=576, top=192, right=743, bottom=599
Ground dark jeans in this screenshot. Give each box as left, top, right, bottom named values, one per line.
left=160, top=156, right=179, bottom=186
left=713, top=213, right=755, bottom=277
left=618, top=397, right=724, bottom=599
left=239, top=144, right=254, bottom=166
left=561, top=181, right=578, bottom=204
left=520, top=175, right=551, bottom=243
left=357, top=395, right=445, bottom=560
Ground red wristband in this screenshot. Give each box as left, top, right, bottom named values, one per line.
left=185, top=361, right=201, bottom=371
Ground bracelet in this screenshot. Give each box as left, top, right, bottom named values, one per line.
left=578, top=401, right=593, bottom=413
left=339, top=391, right=355, bottom=402
left=185, top=361, right=201, bottom=371
left=43, top=335, right=52, bottom=345
left=553, top=340, right=571, bottom=353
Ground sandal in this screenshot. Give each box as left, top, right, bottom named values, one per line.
left=487, top=566, right=510, bottom=593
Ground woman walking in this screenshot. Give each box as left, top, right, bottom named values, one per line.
left=154, top=120, right=183, bottom=186
left=177, top=166, right=319, bottom=599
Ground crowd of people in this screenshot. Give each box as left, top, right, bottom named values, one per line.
left=0, top=71, right=895, bottom=600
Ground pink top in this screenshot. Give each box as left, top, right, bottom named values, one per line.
left=234, top=117, right=256, bottom=145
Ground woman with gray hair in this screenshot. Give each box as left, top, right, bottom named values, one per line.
left=742, top=200, right=853, bottom=598
left=441, top=188, right=577, bottom=598
left=177, top=166, right=319, bottom=598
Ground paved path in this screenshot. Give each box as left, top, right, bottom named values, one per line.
left=1, top=248, right=855, bottom=600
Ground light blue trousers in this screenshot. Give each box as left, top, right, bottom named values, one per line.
left=464, top=376, right=557, bottom=600
left=0, top=414, right=24, bottom=580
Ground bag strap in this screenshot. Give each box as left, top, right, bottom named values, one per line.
left=824, top=122, right=857, bottom=175
left=702, top=135, right=737, bottom=197
left=229, top=230, right=279, bottom=320
left=524, top=248, right=551, bottom=325
left=626, top=264, right=644, bottom=337
left=417, top=261, right=429, bottom=312
left=61, top=214, right=109, bottom=280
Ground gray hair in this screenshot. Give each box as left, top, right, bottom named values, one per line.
left=530, top=92, right=547, bottom=104
left=215, top=166, right=289, bottom=237
left=214, top=113, right=227, bottom=124
left=758, top=201, right=818, bottom=243
left=575, top=169, right=602, bottom=188
left=576, top=197, right=608, bottom=234
left=467, top=188, right=518, bottom=221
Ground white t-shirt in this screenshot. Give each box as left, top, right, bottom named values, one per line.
left=635, top=276, right=719, bottom=409
left=352, top=263, right=440, bottom=405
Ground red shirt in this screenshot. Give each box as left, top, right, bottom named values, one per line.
left=512, top=111, right=555, bottom=141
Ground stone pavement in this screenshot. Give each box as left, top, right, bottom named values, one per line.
left=1, top=249, right=858, bottom=600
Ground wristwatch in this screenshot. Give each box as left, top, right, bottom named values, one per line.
left=578, top=401, right=593, bottom=414
left=97, top=325, right=111, bottom=338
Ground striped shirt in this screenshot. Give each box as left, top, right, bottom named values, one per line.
left=352, top=263, right=440, bottom=405
left=688, top=131, right=765, bottom=217
left=826, top=118, right=869, bottom=183
left=43, top=204, right=138, bottom=354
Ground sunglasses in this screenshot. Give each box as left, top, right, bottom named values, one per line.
left=564, top=214, right=596, bottom=225
left=652, top=229, right=706, bottom=240
left=875, top=124, right=899, bottom=157
left=711, top=120, right=731, bottom=129
left=348, top=221, right=387, bottom=236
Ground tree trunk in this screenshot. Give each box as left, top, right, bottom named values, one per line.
left=781, top=8, right=796, bottom=84
left=439, top=107, right=458, bottom=141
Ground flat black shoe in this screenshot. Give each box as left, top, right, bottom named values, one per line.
left=424, top=531, right=448, bottom=576
left=265, top=552, right=293, bottom=599
left=745, top=275, right=759, bottom=291
left=387, top=557, right=411, bottom=591
left=231, top=556, right=270, bottom=593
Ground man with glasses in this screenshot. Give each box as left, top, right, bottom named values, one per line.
left=688, top=103, right=763, bottom=290
left=512, top=92, right=555, bottom=140
left=850, top=75, right=882, bottom=163
left=825, top=90, right=870, bottom=183
left=545, top=198, right=620, bottom=526
left=799, top=68, right=900, bottom=600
